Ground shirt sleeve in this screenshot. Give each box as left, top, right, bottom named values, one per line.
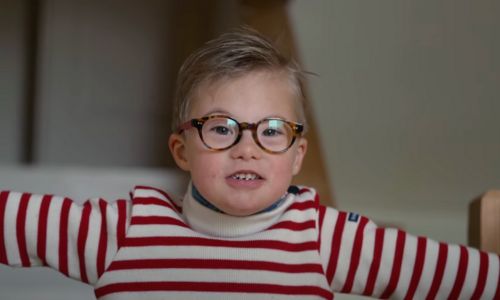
left=318, top=206, right=499, bottom=299
left=0, top=190, right=131, bottom=285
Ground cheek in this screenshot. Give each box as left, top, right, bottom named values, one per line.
left=185, top=137, right=216, bottom=173
left=190, top=154, right=223, bottom=182
left=271, top=156, right=296, bottom=181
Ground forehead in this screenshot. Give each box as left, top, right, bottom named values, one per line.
left=189, top=70, right=300, bottom=121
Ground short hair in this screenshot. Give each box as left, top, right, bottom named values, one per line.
left=171, top=27, right=308, bottom=132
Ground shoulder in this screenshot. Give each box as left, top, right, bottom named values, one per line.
left=131, top=185, right=183, bottom=212
left=289, top=185, right=320, bottom=205
left=293, top=185, right=378, bottom=230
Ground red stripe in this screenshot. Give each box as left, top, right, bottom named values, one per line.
left=123, top=236, right=317, bottom=252
left=447, top=245, right=468, bottom=299
left=131, top=216, right=188, bottom=228
left=379, top=230, right=406, bottom=299
left=133, top=197, right=176, bottom=210
left=77, top=202, right=92, bottom=283
left=171, top=202, right=182, bottom=213
left=134, top=185, right=173, bottom=202
left=97, top=199, right=108, bottom=278
left=287, top=200, right=316, bottom=212
left=116, top=200, right=127, bottom=249
left=470, top=250, right=488, bottom=300
left=404, top=237, right=427, bottom=299
left=326, top=211, right=347, bottom=285
left=37, top=195, right=52, bottom=265
left=313, top=192, right=320, bottom=207
left=269, top=220, right=316, bottom=231
left=95, top=281, right=333, bottom=299
left=363, top=228, right=385, bottom=296
left=16, top=193, right=31, bottom=267
left=342, top=216, right=369, bottom=293
left=0, top=191, right=9, bottom=264
left=425, top=242, right=448, bottom=300
left=134, top=186, right=182, bottom=211
left=108, top=258, right=324, bottom=274
left=317, top=206, right=326, bottom=247
left=58, top=198, right=72, bottom=276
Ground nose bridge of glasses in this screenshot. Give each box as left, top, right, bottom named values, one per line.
left=239, top=122, right=260, bottom=143
left=229, top=122, right=260, bottom=151
left=239, top=122, right=257, bottom=132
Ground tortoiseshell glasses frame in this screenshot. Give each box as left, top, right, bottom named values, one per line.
left=177, top=115, right=304, bottom=154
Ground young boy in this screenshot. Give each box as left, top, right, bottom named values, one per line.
left=0, top=28, right=498, bottom=300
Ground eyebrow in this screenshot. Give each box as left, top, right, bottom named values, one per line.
left=202, top=109, right=290, bottom=121
left=202, top=109, right=231, bottom=116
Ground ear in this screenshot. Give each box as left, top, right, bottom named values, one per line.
left=168, top=133, right=190, bottom=171
left=292, top=137, right=308, bottom=176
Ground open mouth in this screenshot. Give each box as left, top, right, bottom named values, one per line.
left=228, top=172, right=263, bottom=181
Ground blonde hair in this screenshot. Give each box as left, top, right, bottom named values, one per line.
left=172, top=27, right=308, bottom=132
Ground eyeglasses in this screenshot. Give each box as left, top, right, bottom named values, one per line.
left=177, top=115, right=304, bottom=154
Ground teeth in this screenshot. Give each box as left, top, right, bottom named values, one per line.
left=231, top=173, right=260, bottom=180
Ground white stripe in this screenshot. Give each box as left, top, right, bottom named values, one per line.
left=126, top=225, right=317, bottom=244
left=24, top=194, right=43, bottom=266
left=4, top=192, right=22, bottom=265
left=392, top=233, right=416, bottom=298
left=459, top=247, right=480, bottom=299
left=279, top=207, right=317, bottom=222
left=435, top=243, right=460, bottom=299
left=352, top=221, right=376, bottom=293
left=223, top=227, right=318, bottom=243
left=67, top=202, right=83, bottom=280
left=281, top=207, right=317, bottom=220
left=118, top=246, right=320, bottom=265
left=133, top=205, right=183, bottom=218
left=84, top=199, right=102, bottom=283
left=372, top=228, right=398, bottom=296
left=45, top=195, right=63, bottom=270
left=134, top=189, right=168, bottom=200
left=483, top=253, right=499, bottom=298
left=98, top=268, right=327, bottom=289
left=104, top=201, right=120, bottom=271
left=133, top=204, right=318, bottom=223
left=126, top=225, right=212, bottom=238
left=319, top=208, right=337, bottom=272
left=413, top=238, right=439, bottom=299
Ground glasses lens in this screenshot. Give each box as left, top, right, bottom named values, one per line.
left=257, top=119, right=294, bottom=152
left=201, top=117, right=239, bottom=149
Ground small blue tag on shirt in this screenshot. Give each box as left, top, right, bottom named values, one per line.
left=348, top=212, right=360, bottom=223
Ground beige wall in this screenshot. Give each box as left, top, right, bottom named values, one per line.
left=289, top=0, right=500, bottom=245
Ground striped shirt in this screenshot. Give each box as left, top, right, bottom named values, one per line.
left=0, top=186, right=498, bottom=299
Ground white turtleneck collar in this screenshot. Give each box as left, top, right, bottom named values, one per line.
left=181, top=182, right=297, bottom=238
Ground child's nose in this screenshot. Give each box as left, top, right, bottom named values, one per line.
left=229, top=131, right=262, bottom=160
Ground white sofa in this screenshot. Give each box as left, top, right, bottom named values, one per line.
left=0, top=165, right=189, bottom=300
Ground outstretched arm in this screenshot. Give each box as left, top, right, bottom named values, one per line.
left=318, top=207, right=499, bottom=299
left=0, top=190, right=130, bottom=285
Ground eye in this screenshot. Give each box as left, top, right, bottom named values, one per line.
left=262, top=128, right=283, bottom=137
left=211, top=125, right=233, bottom=135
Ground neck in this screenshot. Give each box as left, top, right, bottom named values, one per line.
left=183, top=182, right=299, bottom=237
left=191, top=184, right=288, bottom=215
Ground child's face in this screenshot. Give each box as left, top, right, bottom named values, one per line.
left=169, top=70, right=307, bottom=216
